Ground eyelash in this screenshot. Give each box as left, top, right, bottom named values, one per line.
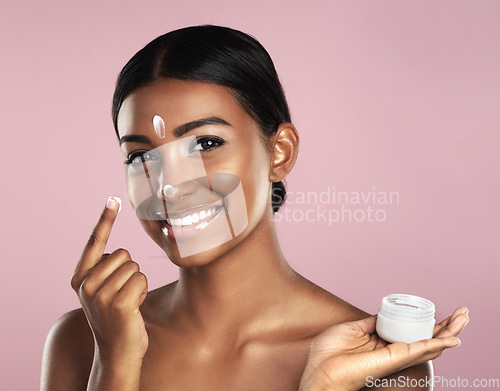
left=124, top=136, right=226, bottom=165
left=124, top=150, right=157, bottom=165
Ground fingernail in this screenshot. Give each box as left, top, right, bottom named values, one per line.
left=106, top=196, right=122, bottom=212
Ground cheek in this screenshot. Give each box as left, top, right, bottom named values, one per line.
left=125, top=176, right=133, bottom=207
left=237, top=142, right=272, bottom=219
left=137, top=218, right=178, bottom=259
left=202, top=137, right=272, bottom=218
left=125, top=173, right=140, bottom=211
left=138, top=219, right=158, bottom=240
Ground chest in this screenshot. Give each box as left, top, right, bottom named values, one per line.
left=138, top=328, right=311, bottom=391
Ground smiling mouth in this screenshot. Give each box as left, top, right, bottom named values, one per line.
left=156, top=200, right=226, bottom=242
left=164, top=203, right=224, bottom=227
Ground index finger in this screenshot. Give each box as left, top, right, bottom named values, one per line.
left=352, top=314, right=377, bottom=335
left=72, top=197, right=122, bottom=287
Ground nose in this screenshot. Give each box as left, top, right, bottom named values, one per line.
left=157, top=180, right=198, bottom=203
left=156, top=156, right=196, bottom=203
left=153, top=136, right=207, bottom=203
left=162, top=185, right=177, bottom=197
left=156, top=184, right=179, bottom=200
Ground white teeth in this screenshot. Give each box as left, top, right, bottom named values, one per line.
left=182, top=215, right=192, bottom=226
left=166, top=207, right=219, bottom=227
left=196, top=221, right=208, bottom=230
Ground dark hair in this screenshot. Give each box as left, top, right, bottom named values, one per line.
left=112, top=24, right=290, bottom=213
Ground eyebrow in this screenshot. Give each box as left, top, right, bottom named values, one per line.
left=119, top=116, right=232, bottom=145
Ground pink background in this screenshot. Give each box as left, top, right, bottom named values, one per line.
left=1, top=1, right=499, bottom=389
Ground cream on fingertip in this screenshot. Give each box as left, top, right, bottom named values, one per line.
left=106, top=196, right=122, bottom=212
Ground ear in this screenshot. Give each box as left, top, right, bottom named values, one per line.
left=269, top=122, right=300, bottom=183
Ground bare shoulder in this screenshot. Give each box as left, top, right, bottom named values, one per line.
left=41, top=308, right=94, bottom=391
left=291, top=274, right=371, bottom=332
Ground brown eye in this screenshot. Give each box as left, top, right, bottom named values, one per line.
left=191, top=137, right=225, bottom=152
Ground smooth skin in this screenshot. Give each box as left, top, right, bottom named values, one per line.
left=41, top=79, right=469, bottom=391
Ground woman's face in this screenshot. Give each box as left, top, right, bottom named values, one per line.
left=117, top=78, right=273, bottom=267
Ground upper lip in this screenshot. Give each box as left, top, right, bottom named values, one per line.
left=153, top=200, right=224, bottom=220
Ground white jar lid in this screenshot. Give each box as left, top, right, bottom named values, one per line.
left=379, top=294, right=435, bottom=321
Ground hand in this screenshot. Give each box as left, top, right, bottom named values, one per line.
left=299, top=307, right=469, bottom=391
left=71, top=197, right=149, bottom=364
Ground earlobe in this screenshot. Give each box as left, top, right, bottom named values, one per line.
left=269, top=122, right=300, bottom=183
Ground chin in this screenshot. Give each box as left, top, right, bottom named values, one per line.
left=139, top=217, right=249, bottom=268
left=165, top=234, right=251, bottom=268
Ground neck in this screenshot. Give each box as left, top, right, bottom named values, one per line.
left=170, top=207, right=300, bottom=339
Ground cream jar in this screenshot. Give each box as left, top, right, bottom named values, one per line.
left=376, top=294, right=436, bottom=344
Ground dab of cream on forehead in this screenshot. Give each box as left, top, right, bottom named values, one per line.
left=153, top=115, right=166, bottom=139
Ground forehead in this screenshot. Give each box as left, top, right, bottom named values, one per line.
left=117, top=78, right=254, bottom=138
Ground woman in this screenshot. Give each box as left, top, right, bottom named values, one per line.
left=41, top=25, right=468, bottom=391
